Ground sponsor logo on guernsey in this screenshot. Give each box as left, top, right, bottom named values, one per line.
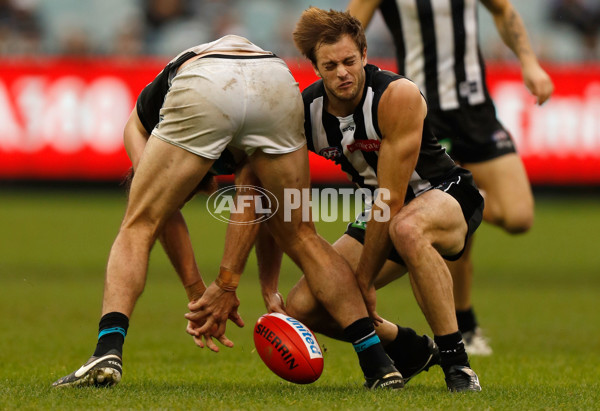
left=346, top=139, right=381, bottom=153
left=270, top=313, right=323, bottom=359
left=319, top=146, right=342, bottom=160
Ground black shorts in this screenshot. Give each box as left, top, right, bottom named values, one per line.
left=427, top=100, right=516, bottom=164
left=344, top=168, right=484, bottom=266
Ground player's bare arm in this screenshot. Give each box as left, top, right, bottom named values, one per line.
left=347, top=0, right=382, bottom=28
left=481, top=0, right=554, bottom=105
left=354, top=78, right=424, bottom=320
left=186, top=164, right=268, bottom=352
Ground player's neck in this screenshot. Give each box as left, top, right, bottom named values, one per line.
left=325, top=93, right=361, bottom=118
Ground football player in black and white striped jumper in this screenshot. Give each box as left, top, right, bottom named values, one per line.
left=285, top=7, right=484, bottom=392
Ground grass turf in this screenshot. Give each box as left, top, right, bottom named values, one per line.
left=0, top=188, right=599, bottom=409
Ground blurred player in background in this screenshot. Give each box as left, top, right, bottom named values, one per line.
left=348, top=0, right=554, bottom=355
left=52, top=34, right=405, bottom=390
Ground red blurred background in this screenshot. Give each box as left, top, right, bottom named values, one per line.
left=1, top=58, right=599, bottom=185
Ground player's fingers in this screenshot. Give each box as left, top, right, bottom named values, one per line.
left=533, top=86, right=547, bottom=105
left=371, top=311, right=384, bottom=325
left=537, top=87, right=552, bottom=105
left=184, top=311, right=206, bottom=322
left=532, top=79, right=553, bottom=106
left=187, top=299, right=203, bottom=311
left=188, top=322, right=206, bottom=337
left=229, top=311, right=245, bottom=328
left=196, top=317, right=218, bottom=335
left=193, top=335, right=205, bottom=348
left=215, top=320, right=228, bottom=339
left=185, top=322, right=197, bottom=336
left=270, top=306, right=287, bottom=315
left=217, top=334, right=235, bottom=348
left=204, top=335, right=220, bottom=353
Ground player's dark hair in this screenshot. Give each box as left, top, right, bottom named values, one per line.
left=293, top=7, right=367, bottom=65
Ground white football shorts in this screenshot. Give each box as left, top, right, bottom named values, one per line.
left=151, top=55, right=306, bottom=159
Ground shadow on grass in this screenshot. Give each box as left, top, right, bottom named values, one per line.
left=116, top=378, right=447, bottom=398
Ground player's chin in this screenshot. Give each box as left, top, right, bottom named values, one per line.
left=335, top=88, right=357, bottom=101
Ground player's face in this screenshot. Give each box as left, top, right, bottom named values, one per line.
left=313, top=35, right=367, bottom=113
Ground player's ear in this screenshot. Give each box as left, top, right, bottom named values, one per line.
left=312, top=63, right=321, bottom=78
left=362, top=47, right=368, bottom=67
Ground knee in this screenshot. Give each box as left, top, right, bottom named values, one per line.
left=286, top=283, right=316, bottom=327
left=285, top=302, right=309, bottom=326
left=504, top=213, right=534, bottom=234
left=485, top=201, right=534, bottom=234
left=119, top=214, right=162, bottom=247
left=286, top=281, right=342, bottom=338
left=389, top=214, right=424, bottom=260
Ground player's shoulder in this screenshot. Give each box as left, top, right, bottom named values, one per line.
left=386, top=85, right=425, bottom=125
left=366, top=64, right=414, bottom=101
left=386, top=76, right=422, bottom=99
left=367, top=64, right=422, bottom=104
left=365, top=63, right=400, bottom=82
left=366, top=64, right=401, bottom=87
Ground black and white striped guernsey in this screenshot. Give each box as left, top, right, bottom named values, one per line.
left=379, top=0, right=492, bottom=110
left=303, top=64, right=458, bottom=201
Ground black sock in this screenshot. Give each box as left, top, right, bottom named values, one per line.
left=434, top=332, right=469, bottom=372
left=343, top=317, right=394, bottom=378
left=384, top=325, right=428, bottom=367
left=456, top=307, right=477, bottom=334
left=93, top=312, right=129, bottom=357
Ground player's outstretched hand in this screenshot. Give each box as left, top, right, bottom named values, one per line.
left=185, top=282, right=245, bottom=352
left=263, top=290, right=287, bottom=315
left=522, top=63, right=554, bottom=106
left=185, top=319, right=235, bottom=352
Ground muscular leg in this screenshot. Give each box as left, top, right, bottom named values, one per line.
left=286, top=234, right=407, bottom=342
left=52, top=136, right=217, bottom=388
left=466, top=153, right=534, bottom=233
left=102, top=136, right=215, bottom=317
left=286, top=231, right=440, bottom=383
left=389, top=189, right=467, bottom=337
left=446, top=236, right=474, bottom=311
left=387, top=189, right=478, bottom=377
left=249, top=147, right=368, bottom=328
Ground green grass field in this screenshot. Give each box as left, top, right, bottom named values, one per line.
left=1, top=188, right=599, bottom=410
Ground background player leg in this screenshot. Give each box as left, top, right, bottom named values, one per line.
left=453, top=153, right=534, bottom=355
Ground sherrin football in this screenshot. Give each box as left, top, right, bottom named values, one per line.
left=253, top=313, right=323, bottom=384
